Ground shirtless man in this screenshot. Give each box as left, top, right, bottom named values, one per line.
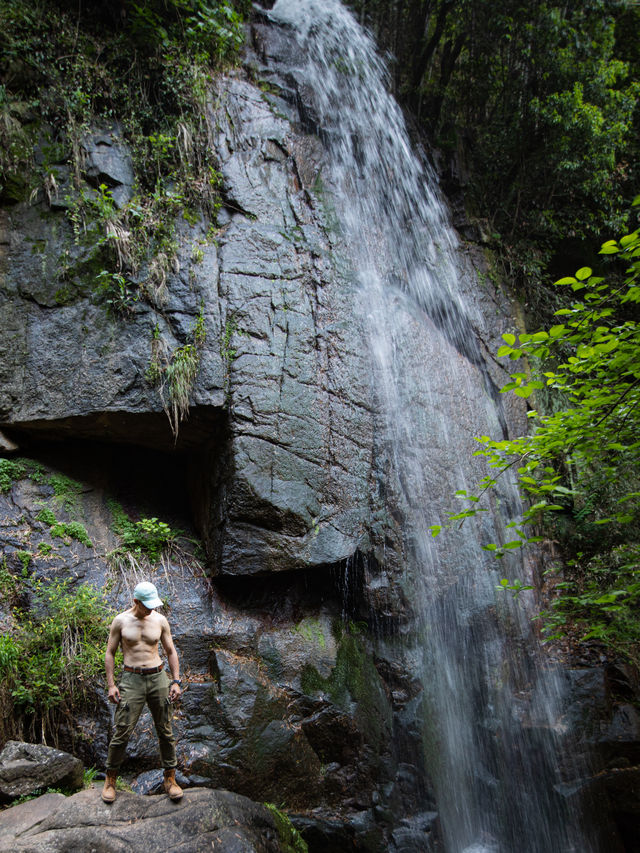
left=102, top=581, right=183, bottom=803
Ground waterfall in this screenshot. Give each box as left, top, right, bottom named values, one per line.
left=268, top=1, right=596, bottom=850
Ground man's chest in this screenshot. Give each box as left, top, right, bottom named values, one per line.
left=121, top=619, right=162, bottom=647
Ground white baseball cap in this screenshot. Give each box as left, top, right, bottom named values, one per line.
left=133, top=581, right=163, bottom=609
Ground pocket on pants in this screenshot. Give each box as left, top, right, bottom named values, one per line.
left=114, top=700, right=131, bottom=728
left=162, top=697, right=172, bottom=725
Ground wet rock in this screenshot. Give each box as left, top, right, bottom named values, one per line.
left=0, top=787, right=291, bottom=852
left=0, top=741, right=83, bottom=801
left=81, top=125, right=135, bottom=209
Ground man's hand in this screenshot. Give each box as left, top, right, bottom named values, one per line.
left=169, top=682, right=182, bottom=703
left=108, top=685, right=121, bottom=704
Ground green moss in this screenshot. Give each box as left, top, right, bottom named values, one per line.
left=264, top=803, right=308, bottom=853
left=300, top=627, right=391, bottom=751
left=51, top=521, right=93, bottom=548
left=54, top=286, right=75, bottom=305
left=36, top=508, right=57, bottom=526
left=48, top=473, right=83, bottom=513
left=15, top=550, right=31, bottom=572
left=294, top=617, right=327, bottom=649
left=0, top=458, right=26, bottom=493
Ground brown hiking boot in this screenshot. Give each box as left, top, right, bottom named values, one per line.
left=101, top=770, right=117, bottom=803
left=163, top=768, right=183, bottom=801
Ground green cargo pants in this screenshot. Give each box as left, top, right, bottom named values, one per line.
left=106, top=669, right=177, bottom=769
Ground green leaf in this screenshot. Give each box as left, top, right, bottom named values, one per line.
left=575, top=267, right=592, bottom=281
left=502, top=333, right=516, bottom=345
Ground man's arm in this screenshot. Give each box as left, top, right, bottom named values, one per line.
left=105, top=616, right=122, bottom=704
left=160, top=617, right=182, bottom=701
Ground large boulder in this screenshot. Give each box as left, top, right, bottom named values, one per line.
left=0, top=741, right=83, bottom=801
left=0, top=787, right=295, bottom=852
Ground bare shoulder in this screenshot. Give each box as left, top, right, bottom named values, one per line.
left=156, top=611, right=171, bottom=631
left=110, top=611, right=128, bottom=631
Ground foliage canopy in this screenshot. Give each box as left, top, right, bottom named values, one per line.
left=350, top=0, right=639, bottom=306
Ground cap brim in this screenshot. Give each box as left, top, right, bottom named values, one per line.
left=138, top=596, right=163, bottom=609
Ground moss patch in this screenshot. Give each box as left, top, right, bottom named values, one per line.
left=264, top=803, right=308, bottom=853
left=301, top=626, right=391, bottom=750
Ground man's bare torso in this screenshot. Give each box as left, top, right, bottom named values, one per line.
left=116, top=608, right=165, bottom=667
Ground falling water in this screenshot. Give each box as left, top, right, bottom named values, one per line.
left=268, top=1, right=596, bottom=850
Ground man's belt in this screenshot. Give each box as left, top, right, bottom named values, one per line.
left=123, top=664, right=164, bottom=675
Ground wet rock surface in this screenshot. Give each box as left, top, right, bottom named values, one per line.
left=0, top=787, right=291, bottom=852
left=556, top=664, right=640, bottom=850
left=0, top=742, right=83, bottom=801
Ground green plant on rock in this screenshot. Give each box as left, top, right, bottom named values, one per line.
left=36, top=506, right=92, bottom=548
left=36, top=507, right=58, bottom=527
left=95, top=270, right=138, bottom=315
left=15, top=550, right=31, bottom=572
left=193, top=303, right=207, bottom=347
left=0, top=579, right=115, bottom=744
left=48, top=473, right=84, bottom=514
left=122, top=517, right=178, bottom=563
left=163, top=343, right=200, bottom=439
left=50, top=521, right=93, bottom=548
left=221, top=316, right=238, bottom=364
left=0, top=458, right=26, bottom=493
left=108, top=499, right=181, bottom=563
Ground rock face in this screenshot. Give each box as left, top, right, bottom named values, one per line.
left=0, top=787, right=295, bottom=852
left=556, top=664, right=640, bottom=851
left=0, top=74, right=377, bottom=582
left=0, top=742, right=83, bottom=801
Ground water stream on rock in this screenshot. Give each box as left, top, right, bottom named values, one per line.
left=269, top=1, right=596, bottom=850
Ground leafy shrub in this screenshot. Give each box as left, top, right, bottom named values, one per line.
left=109, top=500, right=179, bottom=562
left=0, top=579, right=115, bottom=742
left=436, top=216, right=640, bottom=661
left=129, top=0, right=245, bottom=65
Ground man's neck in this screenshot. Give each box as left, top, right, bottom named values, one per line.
left=131, top=603, right=152, bottom=620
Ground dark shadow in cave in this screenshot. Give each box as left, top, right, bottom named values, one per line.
left=214, top=551, right=370, bottom=628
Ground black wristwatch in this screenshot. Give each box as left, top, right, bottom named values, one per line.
left=170, top=679, right=182, bottom=686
